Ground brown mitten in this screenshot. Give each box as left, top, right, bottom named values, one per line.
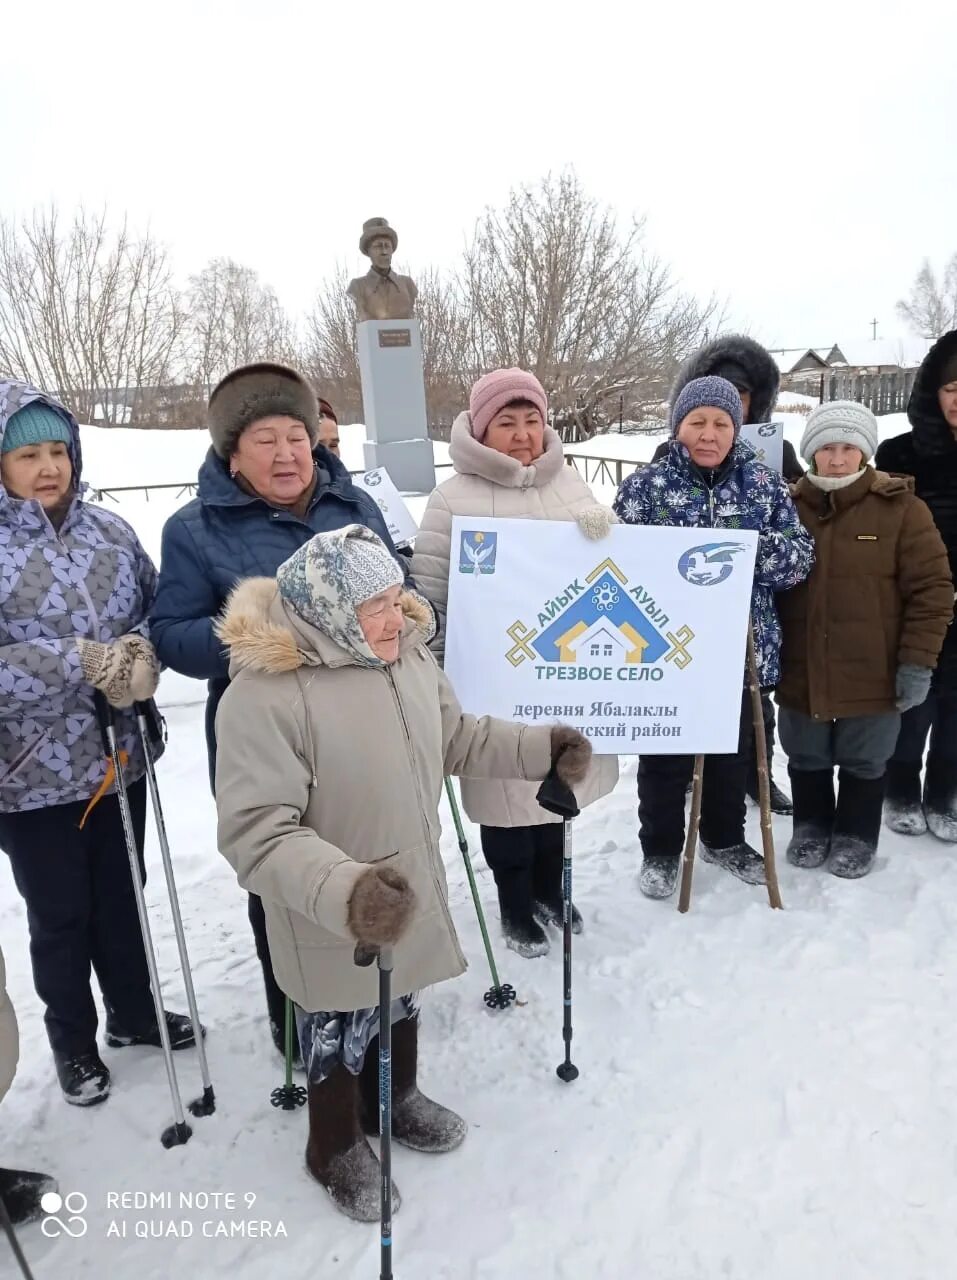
left=347, top=866, right=416, bottom=947
left=550, top=725, right=592, bottom=786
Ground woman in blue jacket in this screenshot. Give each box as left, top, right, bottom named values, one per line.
left=151, top=363, right=406, bottom=1061
left=614, top=376, right=814, bottom=900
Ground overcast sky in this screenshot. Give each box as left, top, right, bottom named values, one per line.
left=4, top=0, right=954, bottom=356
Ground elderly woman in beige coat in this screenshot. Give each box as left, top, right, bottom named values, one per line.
left=214, top=525, right=589, bottom=1222
left=1, top=943, right=57, bottom=1224
left=413, top=368, right=618, bottom=956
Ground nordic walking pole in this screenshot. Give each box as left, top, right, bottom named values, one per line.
left=677, top=755, right=705, bottom=913
left=0, top=1194, right=36, bottom=1280
left=746, top=626, right=783, bottom=910
left=93, top=692, right=192, bottom=1148
left=536, top=758, right=581, bottom=1083
left=377, top=946, right=395, bottom=1280
left=354, top=942, right=394, bottom=1279
left=271, top=996, right=306, bottom=1111
left=443, top=778, right=516, bottom=1010
left=134, top=702, right=215, bottom=1117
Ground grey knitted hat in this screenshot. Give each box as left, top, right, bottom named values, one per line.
left=800, top=400, right=878, bottom=465
left=670, top=375, right=743, bottom=434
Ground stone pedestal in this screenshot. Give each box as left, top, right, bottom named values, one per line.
left=357, top=319, right=435, bottom=493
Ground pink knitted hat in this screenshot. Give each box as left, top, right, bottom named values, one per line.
left=469, top=368, right=548, bottom=442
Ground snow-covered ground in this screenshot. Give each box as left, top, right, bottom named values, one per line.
left=5, top=414, right=956, bottom=1280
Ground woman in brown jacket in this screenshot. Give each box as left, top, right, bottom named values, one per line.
left=214, top=525, right=589, bottom=1222
left=777, top=401, right=953, bottom=878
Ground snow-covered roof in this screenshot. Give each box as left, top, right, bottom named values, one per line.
left=827, top=337, right=934, bottom=370
left=770, top=348, right=832, bottom=374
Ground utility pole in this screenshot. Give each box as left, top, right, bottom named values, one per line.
left=870, top=317, right=879, bottom=340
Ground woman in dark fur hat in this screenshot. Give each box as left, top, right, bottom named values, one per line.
left=151, top=362, right=408, bottom=1064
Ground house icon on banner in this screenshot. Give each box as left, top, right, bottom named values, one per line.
left=534, top=571, right=670, bottom=665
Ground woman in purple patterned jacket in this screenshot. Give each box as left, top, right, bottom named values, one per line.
left=0, top=381, right=198, bottom=1107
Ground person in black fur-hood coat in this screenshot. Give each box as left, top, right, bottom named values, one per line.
left=875, top=329, right=957, bottom=841
left=652, top=334, right=797, bottom=815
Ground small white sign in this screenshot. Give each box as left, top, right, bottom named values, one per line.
left=740, top=420, right=784, bottom=473
left=445, top=518, right=757, bottom=755
left=352, top=467, right=419, bottom=547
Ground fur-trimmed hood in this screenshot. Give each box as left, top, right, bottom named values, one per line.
left=448, top=411, right=565, bottom=488
left=216, top=577, right=435, bottom=677
left=670, top=334, right=780, bottom=425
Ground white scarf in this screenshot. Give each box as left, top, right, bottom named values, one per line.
left=806, top=469, right=866, bottom=492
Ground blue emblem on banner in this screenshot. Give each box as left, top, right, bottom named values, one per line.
left=459, top=531, right=498, bottom=575
left=677, top=541, right=749, bottom=587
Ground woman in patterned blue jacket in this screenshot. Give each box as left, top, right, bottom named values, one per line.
left=614, top=375, right=814, bottom=899
left=0, top=381, right=197, bottom=1107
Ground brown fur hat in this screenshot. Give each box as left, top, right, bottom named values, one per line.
left=207, top=362, right=319, bottom=459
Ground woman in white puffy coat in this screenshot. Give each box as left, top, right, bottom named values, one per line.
left=412, top=368, right=618, bottom=956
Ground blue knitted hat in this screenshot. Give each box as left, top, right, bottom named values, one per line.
left=670, top=375, right=743, bottom=435
left=2, top=402, right=73, bottom=454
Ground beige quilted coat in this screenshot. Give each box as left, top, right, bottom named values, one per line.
left=412, top=412, right=619, bottom=827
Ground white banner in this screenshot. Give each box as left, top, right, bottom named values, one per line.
left=445, top=518, right=757, bottom=754
left=351, top=467, right=419, bottom=547
left=740, top=420, right=784, bottom=474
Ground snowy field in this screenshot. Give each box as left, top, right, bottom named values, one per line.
left=5, top=412, right=957, bottom=1279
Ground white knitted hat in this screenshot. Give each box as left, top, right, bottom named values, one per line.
left=800, top=400, right=879, bottom=466
left=340, top=534, right=404, bottom=606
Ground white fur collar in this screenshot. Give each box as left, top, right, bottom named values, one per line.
left=448, top=411, right=565, bottom=488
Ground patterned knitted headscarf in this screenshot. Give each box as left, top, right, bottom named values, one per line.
left=276, top=525, right=403, bottom=666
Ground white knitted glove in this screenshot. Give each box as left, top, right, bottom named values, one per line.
left=78, top=634, right=160, bottom=708
left=575, top=505, right=617, bottom=540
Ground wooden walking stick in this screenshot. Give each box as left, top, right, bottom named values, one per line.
left=746, top=624, right=783, bottom=909
left=677, top=755, right=705, bottom=913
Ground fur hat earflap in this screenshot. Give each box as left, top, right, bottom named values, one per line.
left=207, top=363, right=319, bottom=459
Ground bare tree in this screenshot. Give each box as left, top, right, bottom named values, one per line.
left=0, top=206, right=185, bottom=423
left=186, top=257, right=298, bottom=390
left=897, top=255, right=957, bottom=339
left=300, top=264, right=363, bottom=420
left=460, top=172, right=720, bottom=438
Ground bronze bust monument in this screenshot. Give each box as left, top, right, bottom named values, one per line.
left=347, top=217, right=418, bottom=322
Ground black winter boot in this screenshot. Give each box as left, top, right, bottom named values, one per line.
left=0, top=1167, right=58, bottom=1226
left=531, top=840, right=583, bottom=934
left=305, top=1063, right=400, bottom=1222
left=54, top=1048, right=110, bottom=1106
left=359, top=1018, right=467, bottom=1154
left=786, top=768, right=835, bottom=869
left=700, top=840, right=766, bottom=885
left=924, top=755, right=957, bottom=841
left=105, top=1009, right=203, bottom=1051
left=639, top=856, right=681, bottom=899
left=494, top=867, right=549, bottom=958
left=883, top=760, right=927, bottom=836
left=747, top=775, right=793, bottom=815
left=828, top=771, right=884, bottom=879
left=270, top=1011, right=304, bottom=1073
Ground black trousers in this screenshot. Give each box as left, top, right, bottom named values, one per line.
left=0, top=781, right=154, bottom=1058
left=247, top=890, right=287, bottom=1030
left=886, top=679, right=957, bottom=811
left=480, top=822, right=563, bottom=876
left=744, top=692, right=777, bottom=786
left=638, top=690, right=751, bottom=859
